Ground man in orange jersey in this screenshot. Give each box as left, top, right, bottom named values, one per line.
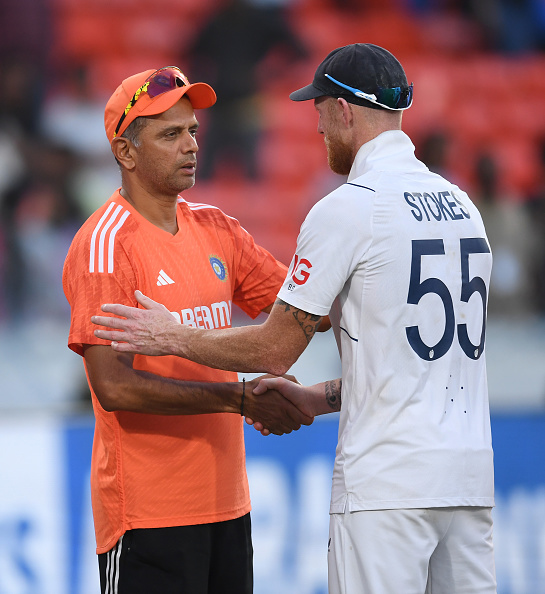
left=63, top=66, right=316, bottom=594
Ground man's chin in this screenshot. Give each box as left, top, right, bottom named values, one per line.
left=327, top=157, right=351, bottom=177
left=175, top=176, right=196, bottom=193
left=326, top=142, right=352, bottom=176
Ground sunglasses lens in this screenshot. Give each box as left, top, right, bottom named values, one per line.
left=376, top=85, right=413, bottom=109
left=147, top=68, right=188, bottom=98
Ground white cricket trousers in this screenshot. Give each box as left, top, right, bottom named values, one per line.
left=328, top=507, right=496, bottom=594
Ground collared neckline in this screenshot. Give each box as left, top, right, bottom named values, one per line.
left=348, top=130, right=428, bottom=182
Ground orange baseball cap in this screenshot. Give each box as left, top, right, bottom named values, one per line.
left=104, top=66, right=216, bottom=143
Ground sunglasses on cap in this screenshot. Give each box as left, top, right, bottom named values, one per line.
left=113, top=66, right=190, bottom=139
left=325, top=73, right=413, bottom=110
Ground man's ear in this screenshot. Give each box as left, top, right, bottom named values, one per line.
left=111, top=137, right=136, bottom=170
left=336, top=97, right=354, bottom=127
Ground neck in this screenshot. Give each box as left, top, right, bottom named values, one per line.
left=352, top=106, right=403, bottom=147
left=120, top=186, right=179, bottom=235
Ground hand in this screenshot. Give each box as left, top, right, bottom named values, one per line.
left=92, top=290, right=181, bottom=356
left=244, top=374, right=296, bottom=435
left=253, top=376, right=316, bottom=418
left=242, top=376, right=313, bottom=436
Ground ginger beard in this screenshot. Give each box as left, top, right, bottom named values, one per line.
left=318, top=97, right=356, bottom=176
left=324, top=131, right=353, bottom=176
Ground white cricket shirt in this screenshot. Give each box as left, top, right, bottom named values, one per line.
left=278, top=130, right=495, bottom=512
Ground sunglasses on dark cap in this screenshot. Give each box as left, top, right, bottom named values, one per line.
left=324, top=73, right=413, bottom=111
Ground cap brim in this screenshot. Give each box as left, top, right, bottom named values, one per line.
left=184, top=82, right=217, bottom=109
left=114, top=82, right=217, bottom=139
left=136, top=82, right=216, bottom=118
left=289, top=83, right=326, bottom=102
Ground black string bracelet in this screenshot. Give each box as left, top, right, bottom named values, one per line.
left=240, top=377, right=246, bottom=416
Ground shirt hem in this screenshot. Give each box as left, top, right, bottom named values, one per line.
left=329, top=496, right=495, bottom=514
left=276, top=290, right=331, bottom=317
left=95, top=501, right=252, bottom=555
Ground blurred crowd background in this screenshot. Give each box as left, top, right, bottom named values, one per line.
left=1, top=0, right=545, bottom=411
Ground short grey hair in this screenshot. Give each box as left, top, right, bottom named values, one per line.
left=121, top=116, right=148, bottom=147
left=115, top=116, right=149, bottom=167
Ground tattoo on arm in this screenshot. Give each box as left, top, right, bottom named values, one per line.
left=325, top=379, right=342, bottom=411
left=276, top=298, right=322, bottom=344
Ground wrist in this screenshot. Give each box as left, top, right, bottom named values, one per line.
left=222, top=381, right=246, bottom=415
left=170, top=323, right=196, bottom=358
left=240, top=377, right=246, bottom=416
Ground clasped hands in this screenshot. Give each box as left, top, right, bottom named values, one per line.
left=242, top=375, right=314, bottom=436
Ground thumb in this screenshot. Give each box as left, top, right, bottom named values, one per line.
left=253, top=378, right=278, bottom=395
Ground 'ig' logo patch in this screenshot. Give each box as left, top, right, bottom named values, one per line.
left=209, top=255, right=228, bottom=281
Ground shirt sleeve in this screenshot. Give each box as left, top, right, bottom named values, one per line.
left=277, top=185, right=375, bottom=316
left=229, top=221, right=288, bottom=319
left=63, top=234, right=138, bottom=356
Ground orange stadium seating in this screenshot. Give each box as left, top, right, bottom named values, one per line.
left=48, top=0, right=545, bottom=255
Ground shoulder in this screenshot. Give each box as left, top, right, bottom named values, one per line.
left=66, top=198, right=136, bottom=272
left=307, top=180, right=377, bottom=223
left=179, top=199, right=245, bottom=233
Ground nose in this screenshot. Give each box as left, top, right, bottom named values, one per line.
left=183, top=132, right=198, bottom=153
left=317, top=117, right=324, bottom=135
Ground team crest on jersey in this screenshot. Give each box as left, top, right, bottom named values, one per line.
left=209, top=255, right=228, bottom=281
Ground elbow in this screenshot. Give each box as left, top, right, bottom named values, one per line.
left=91, top=380, right=129, bottom=412
left=265, top=361, right=291, bottom=377
left=98, top=396, right=119, bottom=413
left=261, top=347, right=297, bottom=377
left=95, top=390, right=119, bottom=412
left=317, top=316, right=332, bottom=333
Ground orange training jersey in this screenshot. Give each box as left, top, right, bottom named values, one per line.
left=63, top=191, right=287, bottom=554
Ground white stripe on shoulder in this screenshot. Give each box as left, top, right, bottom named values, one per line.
left=89, top=202, right=131, bottom=274
left=89, top=202, right=116, bottom=273
left=186, top=201, right=221, bottom=211
left=108, top=211, right=131, bottom=273
left=180, top=198, right=249, bottom=231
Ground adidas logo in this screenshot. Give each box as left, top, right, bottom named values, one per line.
left=157, top=269, right=175, bottom=286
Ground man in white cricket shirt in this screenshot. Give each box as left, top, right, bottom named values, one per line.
left=92, top=43, right=497, bottom=593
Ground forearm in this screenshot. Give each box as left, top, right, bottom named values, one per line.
left=178, top=324, right=295, bottom=376
left=83, top=346, right=239, bottom=415
left=303, top=378, right=342, bottom=416
left=91, top=363, right=242, bottom=416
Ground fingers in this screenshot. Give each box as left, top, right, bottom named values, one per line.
left=245, top=418, right=271, bottom=436
left=245, top=417, right=265, bottom=431
left=135, top=290, right=159, bottom=310
left=110, top=341, right=139, bottom=353
left=94, top=329, right=126, bottom=341
left=91, top=314, right=130, bottom=331
left=100, top=303, right=136, bottom=318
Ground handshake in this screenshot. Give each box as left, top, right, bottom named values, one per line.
left=241, top=375, right=315, bottom=437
